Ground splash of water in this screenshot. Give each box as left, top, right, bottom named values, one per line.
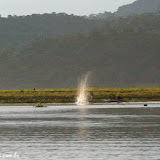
left=76, top=73, right=90, bottom=105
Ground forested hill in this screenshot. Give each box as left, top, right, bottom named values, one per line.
left=0, top=14, right=160, bottom=88
left=0, top=13, right=99, bottom=48
left=1, top=0, right=160, bottom=49
left=115, top=0, right=160, bottom=16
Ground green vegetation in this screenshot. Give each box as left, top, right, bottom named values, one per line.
left=0, top=88, right=159, bottom=103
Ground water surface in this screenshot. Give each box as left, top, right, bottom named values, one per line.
left=0, top=104, right=160, bottom=160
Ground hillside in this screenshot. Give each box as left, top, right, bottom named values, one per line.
left=0, top=13, right=99, bottom=48
left=116, top=0, right=160, bottom=16
left=0, top=14, right=160, bottom=89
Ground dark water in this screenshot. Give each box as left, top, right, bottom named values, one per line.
left=0, top=104, right=160, bottom=160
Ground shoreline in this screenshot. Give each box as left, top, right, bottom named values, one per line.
left=0, top=101, right=160, bottom=106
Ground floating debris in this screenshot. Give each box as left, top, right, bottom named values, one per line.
left=35, top=103, right=47, bottom=108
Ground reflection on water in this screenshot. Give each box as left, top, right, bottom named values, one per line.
left=0, top=105, right=160, bottom=160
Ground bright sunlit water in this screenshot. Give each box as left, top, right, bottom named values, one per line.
left=0, top=104, right=160, bottom=160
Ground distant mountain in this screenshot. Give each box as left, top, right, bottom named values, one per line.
left=115, top=0, right=160, bottom=16
left=87, top=0, right=160, bottom=19
left=0, top=14, right=160, bottom=88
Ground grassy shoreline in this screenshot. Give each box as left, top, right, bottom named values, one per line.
left=0, top=88, right=160, bottom=104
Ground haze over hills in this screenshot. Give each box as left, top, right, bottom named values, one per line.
left=116, top=0, right=160, bottom=16
left=88, top=12, right=114, bottom=20
left=0, top=14, right=160, bottom=88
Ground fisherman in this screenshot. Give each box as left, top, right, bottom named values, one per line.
left=117, top=95, right=122, bottom=102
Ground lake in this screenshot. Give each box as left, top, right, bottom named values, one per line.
left=0, top=104, right=160, bottom=160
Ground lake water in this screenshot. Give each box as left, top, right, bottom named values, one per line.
left=0, top=104, right=160, bottom=160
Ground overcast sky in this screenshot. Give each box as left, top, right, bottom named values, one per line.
left=0, top=0, right=136, bottom=17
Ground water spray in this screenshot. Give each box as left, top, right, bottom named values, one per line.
left=76, top=72, right=90, bottom=105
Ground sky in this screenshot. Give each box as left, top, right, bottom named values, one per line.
left=0, top=0, right=136, bottom=17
